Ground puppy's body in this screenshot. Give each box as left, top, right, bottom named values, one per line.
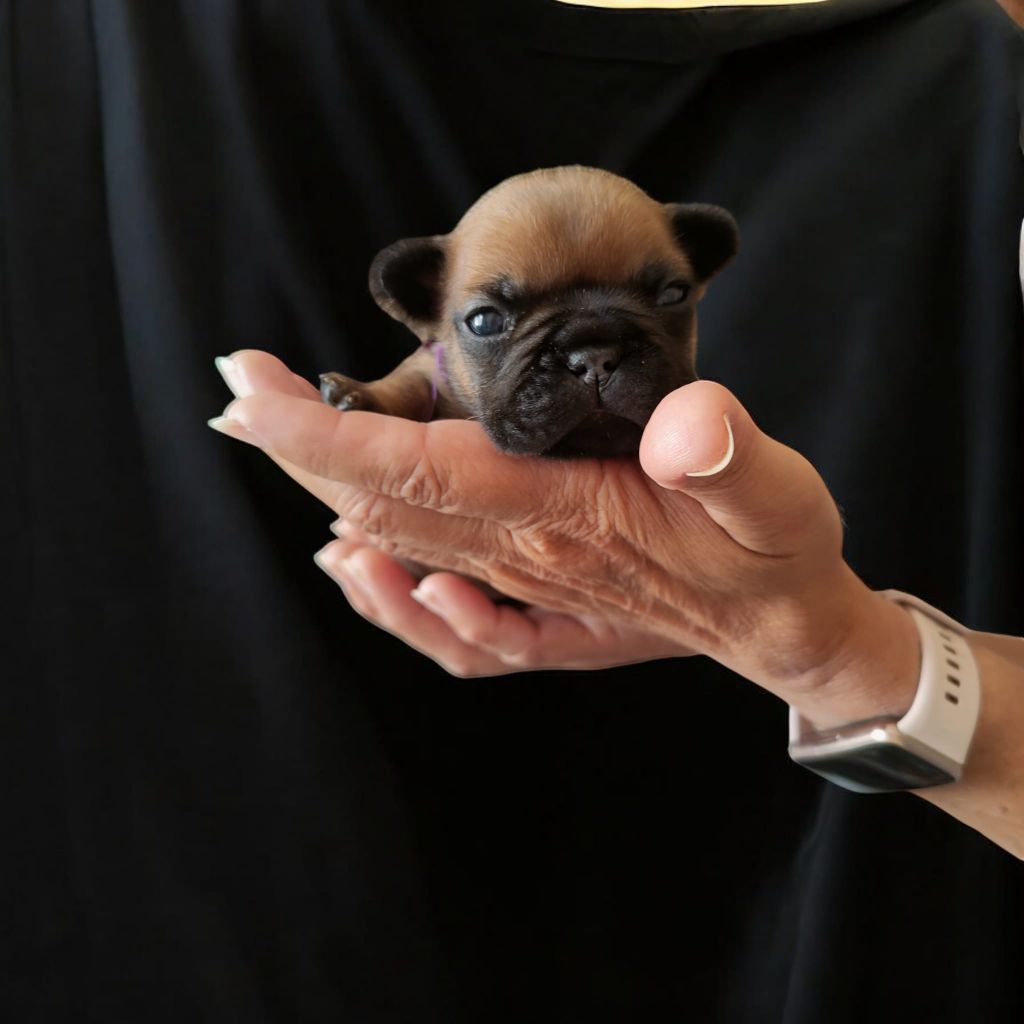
left=321, top=167, right=738, bottom=457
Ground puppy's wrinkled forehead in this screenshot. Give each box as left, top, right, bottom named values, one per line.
left=448, top=168, right=687, bottom=299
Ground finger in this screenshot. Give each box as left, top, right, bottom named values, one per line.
left=314, top=540, right=515, bottom=678
left=329, top=519, right=375, bottom=546
left=287, top=465, right=502, bottom=569
left=411, top=573, right=545, bottom=664
left=214, top=348, right=321, bottom=401
left=209, top=423, right=503, bottom=573
left=328, top=487, right=495, bottom=559
left=639, top=380, right=841, bottom=558
left=217, top=390, right=548, bottom=522
left=313, top=536, right=383, bottom=619
left=207, top=416, right=586, bottom=610
left=412, top=574, right=692, bottom=669
left=324, top=501, right=595, bottom=613
left=279, top=463, right=610, bottom=614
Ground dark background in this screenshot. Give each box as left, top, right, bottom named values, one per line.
left=2, top=1, right=1023, bottom=1020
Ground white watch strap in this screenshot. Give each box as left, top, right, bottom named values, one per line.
left=788, top=590, right=981, bottom=768
left=880, top=590, right=981, bottom=765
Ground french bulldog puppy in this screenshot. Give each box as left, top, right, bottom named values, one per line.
left=320, top=166, right=738, bottom=457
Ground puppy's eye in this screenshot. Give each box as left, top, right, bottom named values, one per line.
left=656, top=281, right=691, bottom=306
left=465, top=307, right=507, bottom=336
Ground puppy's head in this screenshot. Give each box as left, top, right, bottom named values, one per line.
left=370, top=166, right=738, bottom=456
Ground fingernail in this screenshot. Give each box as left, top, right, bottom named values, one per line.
left=341, top=555, right=372, bottom=590
left=214, top=354, right=253, bottom=398
left=314, top=548, right=370, bottom=603
left=329, top=519, right=345, bottom=538
left=410, top=586, right=446, bottom=616
left=313, top=545, right=332, bottom=572
left=207, top=415, right=263, bottom=447
left=314, top=547, right=369, bottom=596
left=685, top=414, right=735, bottom=477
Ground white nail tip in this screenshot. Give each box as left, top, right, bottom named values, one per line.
left=215, top=355, right=247, bottom=397
left=410, top=588, right=444, bottom=615
left=685, top=414, right=735, bottom=478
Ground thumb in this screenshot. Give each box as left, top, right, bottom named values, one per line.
left=638, top=381, right=841, bottom=558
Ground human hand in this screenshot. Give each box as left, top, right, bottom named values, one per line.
left=210, top=349, right=919, bottom=724
left=213, top=350, right=692, bottom=676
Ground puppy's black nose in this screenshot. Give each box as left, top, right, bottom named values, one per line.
left=565, top=345, right=623, bottom=386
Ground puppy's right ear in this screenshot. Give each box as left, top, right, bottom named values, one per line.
left=369, top=236, right=448, bottom=335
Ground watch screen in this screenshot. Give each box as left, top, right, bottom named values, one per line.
left=804, top=744, right=956, bottom=792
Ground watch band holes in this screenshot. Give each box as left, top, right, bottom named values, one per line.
left=939, top=630, right=952, bottom=641
left=947, top=674, right=960, bottom=686
left=942, top=644, right=956, bottom=655
left=946, top=658, right=960, bottom=671
left=945, top=692, right=960, bottom=704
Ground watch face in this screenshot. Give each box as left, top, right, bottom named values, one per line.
left=799, top=742, right=956, bottom=793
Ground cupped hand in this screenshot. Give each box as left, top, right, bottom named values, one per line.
left=209, top=348, right=917, bottom=717
left=211, top=350, right=692, bottom=676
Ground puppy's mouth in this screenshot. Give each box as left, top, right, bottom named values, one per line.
left=542, top=408, right=646, bottom=458
left=480, top=350, right=694, bottom=458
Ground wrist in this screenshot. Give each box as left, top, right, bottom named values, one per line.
left=764, top=572, right=922, bottom=729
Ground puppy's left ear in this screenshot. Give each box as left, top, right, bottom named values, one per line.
left=369, top=235, right=449, bottom=336
left=664, top=203, right=739, bottom=282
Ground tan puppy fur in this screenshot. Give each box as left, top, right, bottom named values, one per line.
left=321, top=166, right=738, bottom=457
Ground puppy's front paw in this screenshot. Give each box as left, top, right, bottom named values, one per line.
left=319, top=372, right=380, bottom=412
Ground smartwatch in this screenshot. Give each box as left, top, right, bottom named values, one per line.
left=787, top=590, right=981, bottom=794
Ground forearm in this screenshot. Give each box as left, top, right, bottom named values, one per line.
left=916, top=642, right=1024, bottom=860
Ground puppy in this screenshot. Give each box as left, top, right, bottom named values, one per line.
left=320, top=166, right=738, bottom=457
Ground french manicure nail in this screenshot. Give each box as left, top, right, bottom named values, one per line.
left=214, top=354, right=253, bottom=398
left=313, top=545, right=340, bottom=577
left=685, top=413, right=735, bottom=478
left=410, top=587, right=446, bottom=616
left=207, top=415, right=263, bottom=447
left=341, top=555, right=372, bottom=590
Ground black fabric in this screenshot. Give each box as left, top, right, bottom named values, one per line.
left=3, top=0, right=1023, bottom=1020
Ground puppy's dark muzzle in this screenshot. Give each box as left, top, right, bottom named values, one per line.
left=552, top=316, right=644, bottom=390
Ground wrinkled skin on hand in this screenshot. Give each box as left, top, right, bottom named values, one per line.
left=211, top=349, right=917, bottom=720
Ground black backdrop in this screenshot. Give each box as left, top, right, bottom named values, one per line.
left=2, top=1, right=1023, bottom=1020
